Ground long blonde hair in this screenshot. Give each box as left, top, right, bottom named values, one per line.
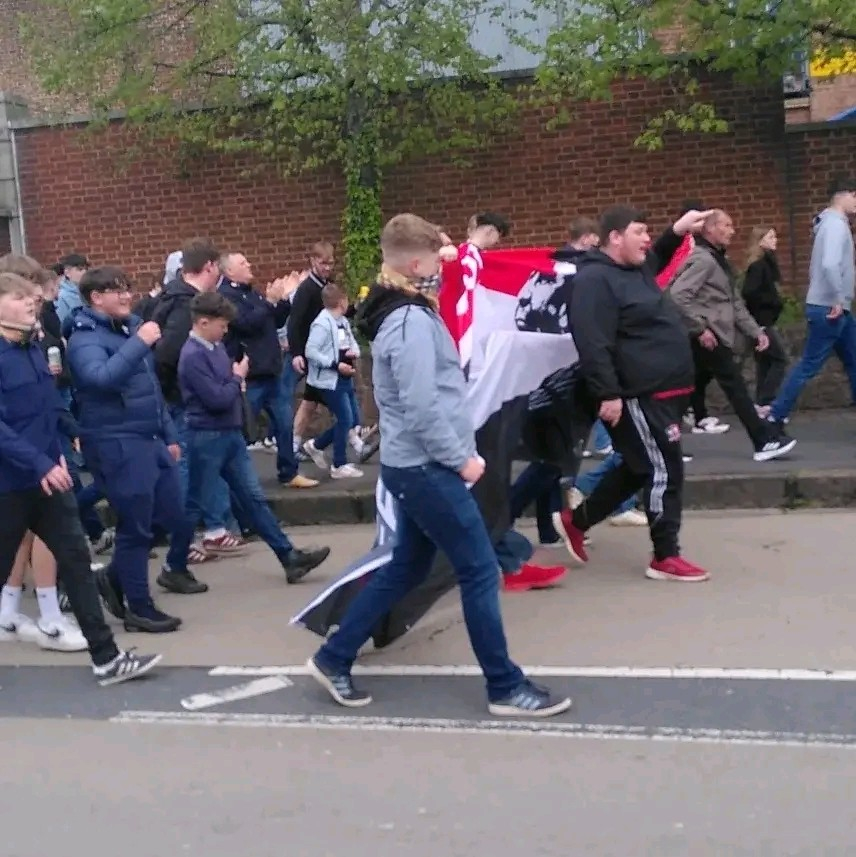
left=745, top=226, right=774, bottom=269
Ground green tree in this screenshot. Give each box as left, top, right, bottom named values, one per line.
left=529, top=0, right=856, bottom=149
left=26, top=0, right=519, bottom=288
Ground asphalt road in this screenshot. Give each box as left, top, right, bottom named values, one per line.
left=4, top=510, right=856, bottom=855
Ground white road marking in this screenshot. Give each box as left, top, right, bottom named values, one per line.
left=208, top=665, right=856, bottom=682
left=180, top=677, right=293, bottom=711
left=111, top=710, right=856, bottom=750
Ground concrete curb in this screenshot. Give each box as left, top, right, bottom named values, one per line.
left=267, top=470, right=856, bottom=527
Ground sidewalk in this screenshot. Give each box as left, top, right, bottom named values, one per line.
left=256, top=410, right=856, bottom=525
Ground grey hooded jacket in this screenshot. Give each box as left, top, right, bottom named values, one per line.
left=806, top=209, right=855, bottom=310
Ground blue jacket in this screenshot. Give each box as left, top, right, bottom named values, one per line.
left=55, top=277, right=83, bottom=324
left=219, top=279, right=290, bottom=380
left=0, top=337, right=68, bottom=493
left=66, top=307, right=177, bottom=445
left=178, top=335, right=243, bottom=430
left=306, top=309, right=360, bottom=391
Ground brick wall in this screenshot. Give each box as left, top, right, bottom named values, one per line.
left=14, top=74, right=855, bottom=294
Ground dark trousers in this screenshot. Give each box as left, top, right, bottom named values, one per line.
left=0, top=489, right=118, bottom=666
left=509, top=461, right=562, bottom=543
left=571, top=395, right=686, bottom=560
left=753, top=326, right=788, bottom=406
left=84, top=437, right=193, bottom=606
left=689, top=339, right=772, bottom=449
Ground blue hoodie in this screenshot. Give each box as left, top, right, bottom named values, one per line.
left=0, top=337, right=67, bottom=493
left=66, top=306, right=177, bottom=445
left=55, top=277, right=83, bottom=324
left=806, top=209, right=856, bottom=310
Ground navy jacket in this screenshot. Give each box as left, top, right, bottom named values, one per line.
left=219, top=279, right=290, bottom=380
left=0, top=338, right=67, bottom=493
left=66, top=306, right=177, bottom=445
left=178, top=335, right=243, bottom=430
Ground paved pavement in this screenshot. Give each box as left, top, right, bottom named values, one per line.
left=257, top=410, right=856, bottom=524
left=4, top=510, right=856, bottom=854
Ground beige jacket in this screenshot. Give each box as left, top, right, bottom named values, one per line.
left=669, top=243, right=762, bottom=349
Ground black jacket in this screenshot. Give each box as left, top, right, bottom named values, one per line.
left=39, top=300, right=72, bottom=389
left=152, top=277, right=198, bottom=404
left=134, top=292, right=161, bottom=322
left=219, top=279, right=290, bottom=380
left=570, top=228, right=694, bottom=400
left=285, top=272, right=327, bottom=359
left=742, top=250, right=783, bottom=328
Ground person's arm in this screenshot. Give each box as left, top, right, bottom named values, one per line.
left=68, top=334, right=152, bottom=391
left=648, top=227, right=684, bottom=276
left=383, top=310, right=472, bottom=471
left=818, top=219, right=849, bottom=303
left=305, top=320, right=337, bottom=370
left=223, top=292, right=275, bottom=337
left=286, top=284, right=312, bottom=358
left=668, top=256, right=714, bottom=337
left=0, top=410, right=58, bottom=482
left=272, top=300, right=291, bottom=329
left=182, top=351, right=243, bottom=413
left=569, top=273, right=623, bottom=401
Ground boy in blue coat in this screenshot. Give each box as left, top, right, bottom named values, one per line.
left=177, top=291, right=330, bottom=582
left=67, top=267, right=200, bottom=634
left=0, top=271, right=160, bottom=684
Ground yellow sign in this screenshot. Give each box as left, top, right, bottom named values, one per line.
left=810, top=50, right=856, bottom=78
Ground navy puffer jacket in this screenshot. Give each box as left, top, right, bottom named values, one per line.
left=66, top=306, right=177, bottom=444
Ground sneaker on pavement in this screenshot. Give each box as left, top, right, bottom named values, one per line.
left=156, top=568, right=209, bottom=595
left=488, top=681, right=572, bottom=718
left=123, top=601, right=182, bottom=634
left=692, top=416, right=730, bottom=435
left=331, top=463, right=364, bottom=479
left=262, top=438, right=278, bottom=452
left=281, top=546, right=331, bottom=583
left=0, top=613, right=39, bottom=643
left=303, top=439, right=329, bottom=470
left=753, top=434, right=797, bottom=463
left=503, top=564, right=566, bottom=593
left=247, top=441, right=264, bottom=452
left=201, top=533, right=248, bottom=555
left=91, top=527, right=116, bottom=556
left=33, top=617, right=88, bottom=652
left=93, top=649, right=163, bottom=687
left=646, top=556, right=710, bottom=582
left=307, top=655, right=372, bottom=707
left=551, top=509, right=589, bottom=564
left=282, top=474, right=319, bottom=489
left=609, top=509, right=648, bottom=527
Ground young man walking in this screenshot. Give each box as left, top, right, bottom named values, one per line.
left=0, top=271, right=160, bottom=684
left=768, top=177, right=856, bottom=424
left=177, top=291, right=330, bottom=582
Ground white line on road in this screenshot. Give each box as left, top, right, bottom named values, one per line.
left=208, top=665, right=856, bottom=682
left=180, top=676, right=293, bottom=711
left=111, top=710, right=856, bottom=750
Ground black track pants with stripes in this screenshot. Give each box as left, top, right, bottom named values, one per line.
left=572, top=395, right=688, bottom=560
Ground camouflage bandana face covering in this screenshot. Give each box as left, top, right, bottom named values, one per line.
left=415, top=273, right=441, bottom=294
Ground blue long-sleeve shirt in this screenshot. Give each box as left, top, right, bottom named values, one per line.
left=0, top=338, right=67, bottom=493
left=178, top=334, right=243, bottom=430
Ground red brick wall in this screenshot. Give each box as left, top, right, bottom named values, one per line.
left=14, top=75, right=856, bottom=293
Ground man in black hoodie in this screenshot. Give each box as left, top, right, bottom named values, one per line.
left=555, top=205, right=711, bottom=583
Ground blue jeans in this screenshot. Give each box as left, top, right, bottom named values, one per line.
left=168, top=403, right=233, bottom=531
left=84, top=437, right=194, bottom=605
left=315, top=378, right=354, bottom=468
left=509, top=461, right=562, bottom=543
left=186, top=429, right=294, bottom=558
left=343, top=378, right=361, bottom=427
left=317, top=463, right=524, bottom=702
left=592, top=420, right=612, bottom=452
left=246, top=376, right=298, bottom=482
left=576, top=452, right=638, bottom=515
left=772, top=305, right=856, bottom=421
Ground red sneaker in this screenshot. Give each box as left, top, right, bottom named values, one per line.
left=503, top=564, right=567, bottom=593
left=550, top=509, right=588, bottom=564
left=646, top=556, right=710, bottom=582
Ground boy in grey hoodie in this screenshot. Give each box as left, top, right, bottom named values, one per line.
left=306, top=213, right=571, bottom=718
left=770, top=177, right=856, bottom=424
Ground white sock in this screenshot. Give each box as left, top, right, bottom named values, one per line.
left=0, top=585, right=23, bottom=623
left=36, top=586, right=63, bottom=626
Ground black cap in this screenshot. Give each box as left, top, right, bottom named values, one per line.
left=58, top=253, right=89, bottom=270
left=828, top=175, right=856, bottom=198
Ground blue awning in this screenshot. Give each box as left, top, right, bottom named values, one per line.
left=829, top=104, right=856, bottom=122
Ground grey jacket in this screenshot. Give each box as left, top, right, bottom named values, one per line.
left=806, top=209, right=856, bottom=311
left=372, top=304, right=475, bottom=471
left=670, top=243, right=762, bottom=349
left=305, top=309, right=360, bottom=391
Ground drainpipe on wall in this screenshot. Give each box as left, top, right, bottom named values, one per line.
left=9, top=125, right=26, bottom=254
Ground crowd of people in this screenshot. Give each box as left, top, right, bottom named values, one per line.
left=0, top=175, right=853, bottom=713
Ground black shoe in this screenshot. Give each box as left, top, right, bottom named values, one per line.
left=123, top=601, right=182, bottom=634
left=95, top=566, right=125, bottom=619
left=306, top=656, right=372, bottom=707
left=93, top=648, right=163, bottom=687
left=280, top=546, right=331, bottom=584
left=487, top=680, right=572, bottom=718
left=156, top=568, right=209, bottom=594
left=753, top=433, right=797, bottom=462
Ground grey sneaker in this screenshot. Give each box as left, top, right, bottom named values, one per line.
left=93, top=649, right=162, bottom=687
left=306, top=656, right=372, bottom=708
left=488, top=681, right=572, bottom=718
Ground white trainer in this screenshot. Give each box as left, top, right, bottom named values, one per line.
left=331, top=464, right=364, bottom=479
left=303, top=439, right=329, bottom=470
left=692, top=417, right=730, bottom=435
left=0, top=613, right=39, bottom=644
left=609, top=509, right=648, bottom=527
left=33, top=617, right=88, bottom=652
